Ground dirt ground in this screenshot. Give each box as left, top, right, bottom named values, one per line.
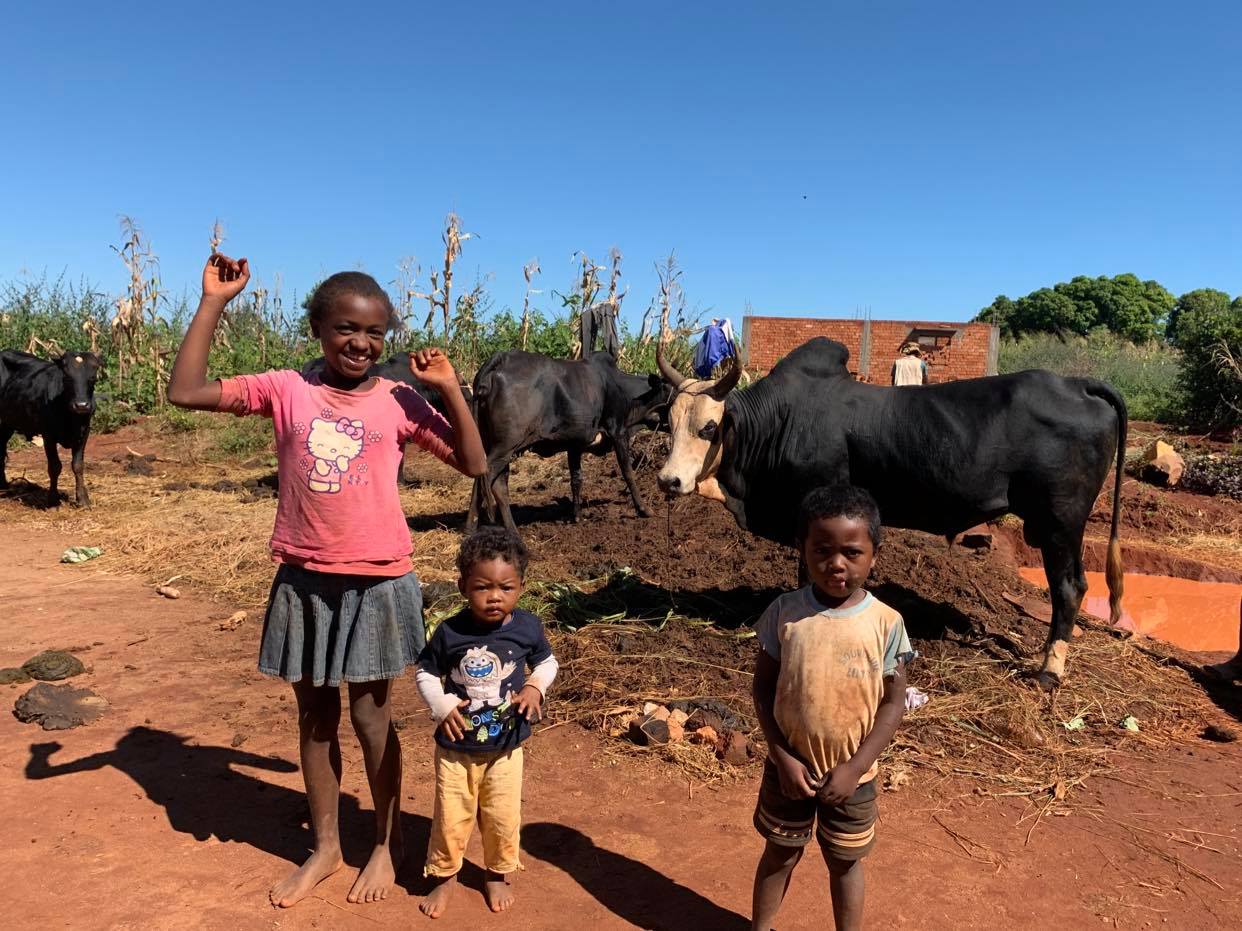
left=2, top=424, right=1242, bottom=929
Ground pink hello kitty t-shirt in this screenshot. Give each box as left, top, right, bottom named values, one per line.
left=218, top=369, right=456, bottom=576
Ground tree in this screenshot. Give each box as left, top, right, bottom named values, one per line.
left=978, top=288, right=1090, bottom=337
left=1174, top=291, right=1242, bottom=428
left=1167, top=288, right=1231, bottom=346
left=975, top=274, right=1174, bottom=342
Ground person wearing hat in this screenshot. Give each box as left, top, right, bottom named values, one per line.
left=891, top=343, right=928, bottom=386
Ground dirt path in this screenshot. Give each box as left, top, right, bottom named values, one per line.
left=2, top=522, right=1241, bottom=930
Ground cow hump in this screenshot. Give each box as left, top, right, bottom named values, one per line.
left=772, top=337, right=850, bottom=380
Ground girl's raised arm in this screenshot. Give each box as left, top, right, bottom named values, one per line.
left=167, top=254, right=251, bottom=410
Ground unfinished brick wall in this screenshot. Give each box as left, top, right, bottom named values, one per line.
left=741, top=316, right=998, bottom=384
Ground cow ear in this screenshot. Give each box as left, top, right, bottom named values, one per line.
left=648, top=373, right=661, bottom=388
left=705, top=359, right=742, bottom=401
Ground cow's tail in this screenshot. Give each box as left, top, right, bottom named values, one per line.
left=470, top=367, right=495, bottom=521
left=1089, top=381, right=1127, bottom=626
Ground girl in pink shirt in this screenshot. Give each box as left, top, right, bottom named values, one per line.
left=168, top=254, right=486, bottom=909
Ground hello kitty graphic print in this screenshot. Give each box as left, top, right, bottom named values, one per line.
left=215, top=368, right=456, bottom=574
left=306, top=416, right=366, bottom=493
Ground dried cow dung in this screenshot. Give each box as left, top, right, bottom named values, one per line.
left=21, top=650, right=85, bottom=681
left=14, top=682, right=108, bottom=730
left=0, top=667, right=32, bottom=685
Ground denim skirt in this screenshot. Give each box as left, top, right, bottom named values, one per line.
left=258, top=564, right=425, bottom=687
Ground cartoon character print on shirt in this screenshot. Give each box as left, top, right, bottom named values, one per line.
left=306, top=416, right=365, bottom=494
left=450, top=645, right=520, bottom=743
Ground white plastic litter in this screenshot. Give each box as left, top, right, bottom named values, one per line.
left=905, top=686, right=930, bottom=710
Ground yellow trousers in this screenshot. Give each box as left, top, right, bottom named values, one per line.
left=425, top=745, right=524, bottom=877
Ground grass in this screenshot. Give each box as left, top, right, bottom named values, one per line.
left=999, top=330, right=1183, bottom=422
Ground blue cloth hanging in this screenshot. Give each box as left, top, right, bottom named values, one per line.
left=693, top=319, right=736, bottom=377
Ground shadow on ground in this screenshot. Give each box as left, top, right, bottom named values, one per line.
left=24, top=726, right=438, bottom=885
left=522, top=821, right=748, bottom=930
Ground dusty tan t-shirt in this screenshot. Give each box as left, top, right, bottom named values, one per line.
left=756, top=588, right=910, bottom=783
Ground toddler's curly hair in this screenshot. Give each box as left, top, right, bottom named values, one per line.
left=456, top=527, right=530, bottom=579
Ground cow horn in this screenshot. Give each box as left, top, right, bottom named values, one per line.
left=655, top=340, right=685, bottom=388
left=706, top=358, right=742, bottom=400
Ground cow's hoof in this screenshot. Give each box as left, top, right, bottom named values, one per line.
left=1035, top=670, right=1061, bottom=692
left=635, top=507, right=651, bottom=518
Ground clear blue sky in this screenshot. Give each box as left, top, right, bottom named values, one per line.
left=2, top=1, right=1238, bottom=327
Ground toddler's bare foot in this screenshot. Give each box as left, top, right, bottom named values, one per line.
left=347, top=838, right=403, bottom=904
left=420, top=874, right=457, bottom=918
left=484, top=871, right=515, bottom=912
left=270, top=848, right=343, bottom=908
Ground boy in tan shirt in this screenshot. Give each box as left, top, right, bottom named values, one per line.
left=751, top=485, right=912, bottom=931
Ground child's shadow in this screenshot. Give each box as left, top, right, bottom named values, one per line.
left=25, top=725, right=434, bottom=884
left=522, top=821, right=748, bottom=930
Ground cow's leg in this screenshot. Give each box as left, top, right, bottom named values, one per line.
left=612, top=433, right=650, bottom=518
left=465, top=476, right=482, bottom=533
left=0, top=426, right=12, bottom=489
left=1036, top=531, right=1088, bottom=690
left=567, top=448, right=583, bottom=523
left=70, top=440, right=90, bottom=508
left=491, top=465, right=518, bottom=537
left=43, top=440, right=62, bottom=508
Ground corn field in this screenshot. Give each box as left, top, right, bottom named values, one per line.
left=1, top=223, right=709, bottom=434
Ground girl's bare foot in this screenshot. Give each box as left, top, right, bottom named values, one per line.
left=347, top=838, right=404, bottom=904
left=484, top=871, right=515, bottom=912
left=270, top=848, right=344, bottom=908
left=420, top=874, right=457, bottom=918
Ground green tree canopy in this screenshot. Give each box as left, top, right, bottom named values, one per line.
left=976, top=274, right=1174, bottom=342
left=1174, top=290, right=1242, bottom=427
left=1167, top=288, right=1231, bottom=346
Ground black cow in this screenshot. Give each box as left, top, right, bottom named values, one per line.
left=0, top=350, right=102, bottom=507
left=301, top=352, right=472, bottom=483
left=655, top=337, right=1126, bottom=689
left=466, top=350, right=670, bottom=535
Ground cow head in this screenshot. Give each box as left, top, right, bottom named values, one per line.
left=57, top=352, right=102, bottom=416
left=654, top=342, right=741, bottom=499
left=633, top=375, right=673, bottom=431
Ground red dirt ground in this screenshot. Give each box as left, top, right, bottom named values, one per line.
left=3, top=519, right=1242, bottom=930
left=4, top=422, right=1242, bottom=927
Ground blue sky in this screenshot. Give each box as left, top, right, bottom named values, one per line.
left=2, top=1, right=1238, bottom=327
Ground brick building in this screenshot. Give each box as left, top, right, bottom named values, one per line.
left=740, top=316, right=999, bottom=384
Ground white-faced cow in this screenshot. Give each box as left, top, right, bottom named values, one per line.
left=466, top=350, right=669, bottom=535
left=655, top=337, right=1125, bottom=689
left=0, top=350, right=102, bottom=507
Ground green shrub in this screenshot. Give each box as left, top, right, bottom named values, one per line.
left=1170, top=292, right=1242, bottom=429
left=998, top=329, right=1183, bottom=422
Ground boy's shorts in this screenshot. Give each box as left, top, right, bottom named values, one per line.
left=753, top=759, right=878, bottom=861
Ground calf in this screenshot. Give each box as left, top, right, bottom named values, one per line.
left=0, top=350, right=102, bottom=507
left=466, top=350, right=670, bottom=535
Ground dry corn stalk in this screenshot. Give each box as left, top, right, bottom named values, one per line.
left=434, top=213, right=474, bottom=342
left=520, top=258, right=541, bottom=350
left=111, top=217, right=165, bottom=404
